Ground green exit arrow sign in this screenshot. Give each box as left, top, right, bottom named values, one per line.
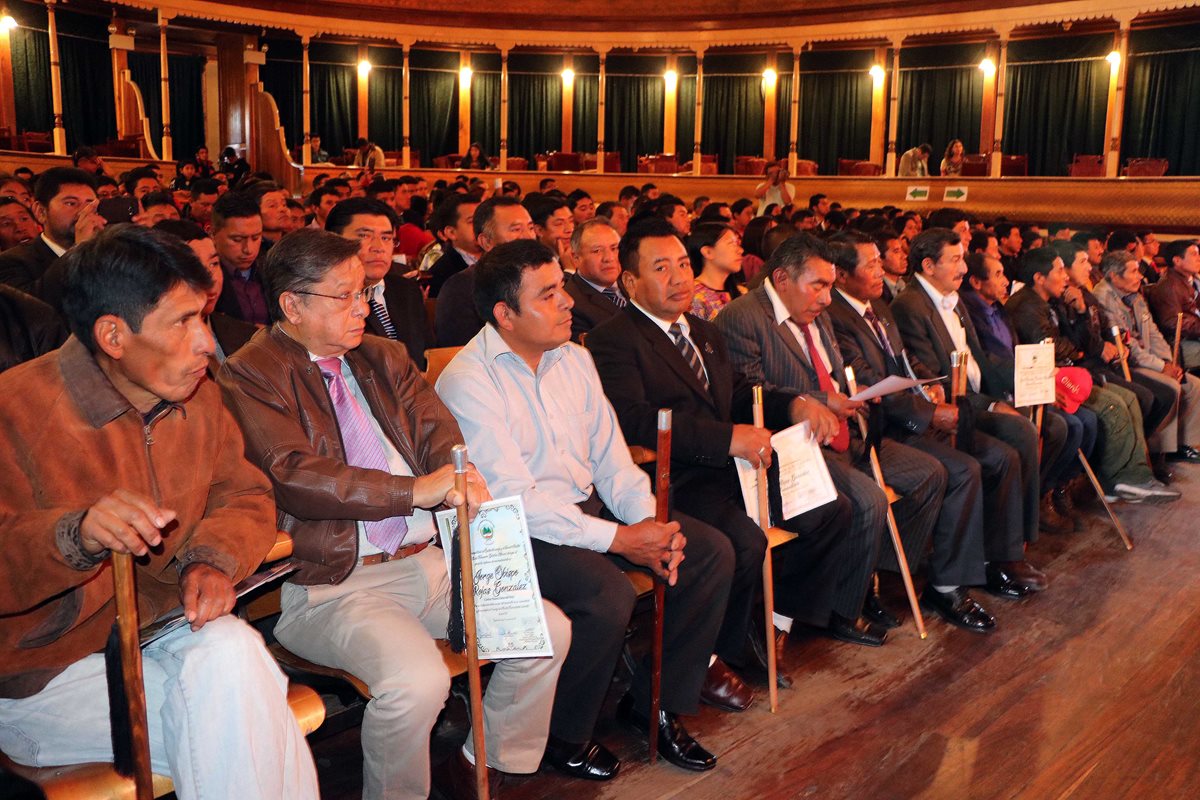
left=943, top=186, right=969, bottom=202
left=906, top=186, right=930, bottom=201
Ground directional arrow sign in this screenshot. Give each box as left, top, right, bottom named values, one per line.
left=944, top=186, right=969, bottom=202
left=906, top=186, right=930, bottom=201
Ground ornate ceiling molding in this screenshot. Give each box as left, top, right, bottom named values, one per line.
left=116, top=0, right=1200, bottom=49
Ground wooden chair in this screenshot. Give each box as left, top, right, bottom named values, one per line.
left=1068, top=154, right=1105, bottom=177
left=506, top=157, right=529, bottom=171
left=1000, top=155, right=1028, bottom=176
left=423, top=345, right=464, bottom=385
left=960, top=154, right=989, bottom=176
left=547, top=152, right=582, bottom=172
left=836, top=158, right=859, bottom=176
left=793, top=159, right=819, bottom=176
left=21, top=131, right=53, bottom=153
left=734, top=156, right=767, bottom=176
left=1124, top=158, right=1168, bottom=177
left=849, top=161, right=883, bottom=177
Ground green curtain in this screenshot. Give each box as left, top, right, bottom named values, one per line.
left=128, top=52, right=206, bottom=161
left=896, top=44, right=984, bottom=170
left=797, top=50, right=874, bottom=175
left=1122, top=25, right=1200, bottom=175
left=573, top=74, right=599, bottom=154
left=127, top=52, right=162, bottom=148
left=775, top=72, right=793, bottom=162
left=364, top=45, right=404, bottom=151
left=308, top=43, right=357, bottom=157
left=676, top=75, right=696, bottom=161
left=701, top=76, right=763, bottom=173
left=606, top=76, right=664, bottom=172
left=261, top=47, right=302, bottom=150
left=508, top=73, right=561, bottom=162
left=471, top=75, right=502, bottom=160
left=410, top=71, right=459, bottom=163
left=57, top=12, right=116, bottom=151
left=1003, top=35, right=1109, bottom=176
left=8, top=3, right=52, bottom=135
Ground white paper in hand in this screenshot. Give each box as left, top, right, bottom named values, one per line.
left=734, top=457, right=762, bottom=523
left=1013, top=341, right=1057, bottom=408
left=769, top=422, right=838, bottom=520
left=849, top=374, right=943, bottom=402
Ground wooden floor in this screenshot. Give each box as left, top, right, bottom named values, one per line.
left=311, top=465, right=1200, bottom=800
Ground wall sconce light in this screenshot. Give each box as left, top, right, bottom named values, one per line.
left=869, top=64, right=885, bottom=83
left=358, top=60, right=372, bottom=79
left=1106, top=50, right=1121, bottom=67
left=979, top=57, right=996, bottom=77
left=664, top=69, right=678, bottom=90
left=0, top=7, right=16, bottom=31
left=762, top=68, right=778, bottom=87
left=562, top=68, right=575, bottom=84
left=460, top=65, right=473, bottom=87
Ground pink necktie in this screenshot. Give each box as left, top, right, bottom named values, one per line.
left=317, top=357, right=408, bottom=555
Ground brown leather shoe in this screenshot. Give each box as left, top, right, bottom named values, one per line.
left=1008, top=559, right=1048, bottom=591
left=699, top=657, right=755, bottom=712
left=432, top=749, right=503, bottom=800
left=1039, top=493, right=1074, bottom=535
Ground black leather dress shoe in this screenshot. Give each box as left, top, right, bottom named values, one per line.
left=616, top=693, right=717, bottom=771
left=542, top=735, right=620, bottom=781
left=863, top=593, right=901, bottom=630
left=984, top=562, right=1036, bottom=599
left=1168, top=445, right=1200, bottom=463
left=699, top=658, right=755, bottom=712
left=746, top=626, right=793, bottom=689
left=1006, top=559, right=1047, bottom=591
left=827, top=613, right=887, bottom=647
left=920, top=586, right=996, bottom=633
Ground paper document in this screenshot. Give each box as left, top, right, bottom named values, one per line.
left=770, top=422, right=838, bottom=520
left=436, top=496, right=554, bottom=660
left=849, top=374, right=944, bottom=402
left=734, top=457, right=763, bottom=524
left=1013, top=341, right=1057, bottom=408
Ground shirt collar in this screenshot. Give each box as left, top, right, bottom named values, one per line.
left=580, top=275, right=618, bottom=295
left=915, top=273, right=959, bottom=312
left=762, top=278, right=791, bottom=326
left=41, top=232, right=67, bottom=257
left=836, top=288, right=871, bottom=318
left=454, top=246, right=479, bottom=267
left=629, top=299, right=688, bottom=338
left=369, top=281, right=387, bottom=302
left=480, top=322, right=567, bottom=373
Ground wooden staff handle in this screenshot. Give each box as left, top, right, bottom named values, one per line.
left=751, top=386, right=779, bottom=712
left=949, top=351, right=964, bottom=447
left=452, top=445, right=489, bottom=800
left=111, top=551, right=153, bottom=800
left=1173, top=312, right=1184, bottom=366
left=649, top=410, right=672, bottom=763
left=843, top=368, right=927, bottom=640
left=1112, top=326, right=1133, bottom=381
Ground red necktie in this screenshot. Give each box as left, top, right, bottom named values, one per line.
left=799, top=325, right=850, bottom=452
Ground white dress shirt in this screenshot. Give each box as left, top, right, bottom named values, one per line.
left=764, top=278, right=834, bottom=376
left=41, top=232, right=67, bottom=258
left=914, top=273, right=981, bottom=392
left=436, top=324, right=656, bottom=552
left=629, top=300, right=711, bottom=383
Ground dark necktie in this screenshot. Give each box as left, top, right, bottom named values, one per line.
left=369, top=295, right=399, bottom=339
left=669, top=322, right=709, bottom=392
left=799, top=324, right=850, bottom=452
left=863, top=307, right=896, bottom=360
left=601, top=286, right=627, bottom=308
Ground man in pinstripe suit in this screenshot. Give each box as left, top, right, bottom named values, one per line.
left=588, top=219, right=888, bottom=664
left=714, top=234, right=996, bottom=634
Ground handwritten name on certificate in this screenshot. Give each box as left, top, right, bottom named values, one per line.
left=770, top=422, right=838, bottom=520
left=1013, top=341, right=1057, bottom=408
left=436, top=496, right=555, bottom=660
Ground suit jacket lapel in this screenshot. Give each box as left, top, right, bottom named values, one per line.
left=911, top=283, right=958, bottom=366
left=628, top=306, right=718, bottom=409
left=688, top=320, right=729, bottom=417
left=753, top=287, right=811, bottom=372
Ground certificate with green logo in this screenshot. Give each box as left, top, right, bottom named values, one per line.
left=436, top=496, right=554, bottom=659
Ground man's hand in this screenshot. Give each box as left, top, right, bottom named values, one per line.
left=1063, top=285, right=1086, bottom=313
left=80, top=489, right=177, bottom=556
left=1102, top=341, right=1119, bottom=362
left=925, top=383, right=947, bottom=405
left=825, top=391, right=865, bottom=420
left=931, top=403, right=959, bottom=433
left=1163, top=362, right=1184, bottom=381
left=788, top=396, right=841, bottom=445
left=611, top=519, right=685, bottom=585
left=74, top=203, right=107, bottom=244
left=729, top=423, right=774, bottom=468
left=180, top=563, right=235, bottom=631
left=413, top=463, right=492, bottom=520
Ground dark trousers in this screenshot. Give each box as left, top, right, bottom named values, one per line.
left=1122, top=372, right=1179, bottom=444
left=1042, top=406, right=1083, bottom=491
left=530, top=510, right=733, bottom=742
left=970, top=410, right=1041, bottom=558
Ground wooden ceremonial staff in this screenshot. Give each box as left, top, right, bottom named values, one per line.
left=649, top=409, right=672, bottom=763
left=1112, top=326, right=1133, bottom=381
left=1173, top=311, right=1184, bottom=367
left=1075, top=333, right=1136, bottom=550
left=949, top=351, right=967, bottom=447
left=452, top=444, right=490, bottom=800
left=110, top=551, right=154, bottom=800
left=842, top=369, right=927, bottom=640
left=751, top=387, right=780, bottom=712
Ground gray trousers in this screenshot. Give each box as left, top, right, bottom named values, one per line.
left=275, top=546, right=570, bottom=800
left=1135, top=367, right=1200, bottom=452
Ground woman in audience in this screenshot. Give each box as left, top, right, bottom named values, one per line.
left=740, top=215, right=776, bottom=284
left=687, top=222, right=744, bottom=320
left=460, top=142, right=491, bottom=170
left=941, top=139, right=965, bottom=176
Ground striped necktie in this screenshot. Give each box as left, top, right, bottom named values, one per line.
left=863, top=307, right=896, bottom=360
left=669, top=322, right=709, bottom=391
left=601, top=286, right=627, bottom=308
left=369, top=295, right=399, bottom=340
left=316, top=358, right=408, bottom=554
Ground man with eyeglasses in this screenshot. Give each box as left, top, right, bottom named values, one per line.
left=326, top=197, right=428, bottom=370
left=217, top=228, right=569, bottom=800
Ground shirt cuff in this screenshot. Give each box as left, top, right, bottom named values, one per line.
left=56, top=510, right=108, bottom=570
left=581, top=515, right=619, bottom=553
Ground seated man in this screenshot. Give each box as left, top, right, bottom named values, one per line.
left=891, top=228, right=1051, bottom=597
left=325, top=197, right=428, bottom=370
left=218, top=229, right=568, bottom=800
left=435, top=195, right=536, bottom=347
left=0, top=195, right=41, bottom=251
left=588, top=219, right=887, bottom=654
left=0, top=224, right=318, bottom=798
left=427, top=193, right=482, bottom=298
left=438, top=238, right=735, bottom=777
left=717, top=231, right=965, bottom=629
left=210, top=191, right=270, bottom=327
left=565, top=217, right=626, bottom=342
left=1147, top=238, right=1200, bottom=371
left=1093, top=249, right=1200, bottom=466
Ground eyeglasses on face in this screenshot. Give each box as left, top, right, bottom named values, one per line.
left=293, top=288, right=368, bottom=305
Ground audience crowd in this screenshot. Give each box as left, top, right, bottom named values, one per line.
left=1, top=150, right=1197, bottom=800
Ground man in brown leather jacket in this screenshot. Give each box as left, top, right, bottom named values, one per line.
left=218, top=228, right=569, bottom=800
left=0, top=224, right=318, bottom=798
left=1147, top=238, right=1200, bottom=371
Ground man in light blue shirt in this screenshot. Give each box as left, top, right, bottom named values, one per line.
left=438, top=239, right=736, bottom=778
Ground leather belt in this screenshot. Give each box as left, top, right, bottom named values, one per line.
left=358, top=540, right=430, bottom=567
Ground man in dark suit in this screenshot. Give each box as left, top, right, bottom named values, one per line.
left=210, top=191, right=270, bottom=326
left=716, top=232, right=957, bottom=631
left=426, top=194, right=481, bottom=298
left=588, top=219, right=889, bottom=660
left=823, top=231, right=1007, bottom=630
left=0, top=167, right=105, bottom=299
left=565, top=218, right=625, bottom=342
left=890, top=228, right=1051, bottom=599
left=435, top=196, right=536, bottom=347
left=326, top=197, right=428, bottom=370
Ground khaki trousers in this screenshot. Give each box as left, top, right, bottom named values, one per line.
left=1135, top=367, right=1200, bottom=452
left=276, top=546, right=570, bottom=800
